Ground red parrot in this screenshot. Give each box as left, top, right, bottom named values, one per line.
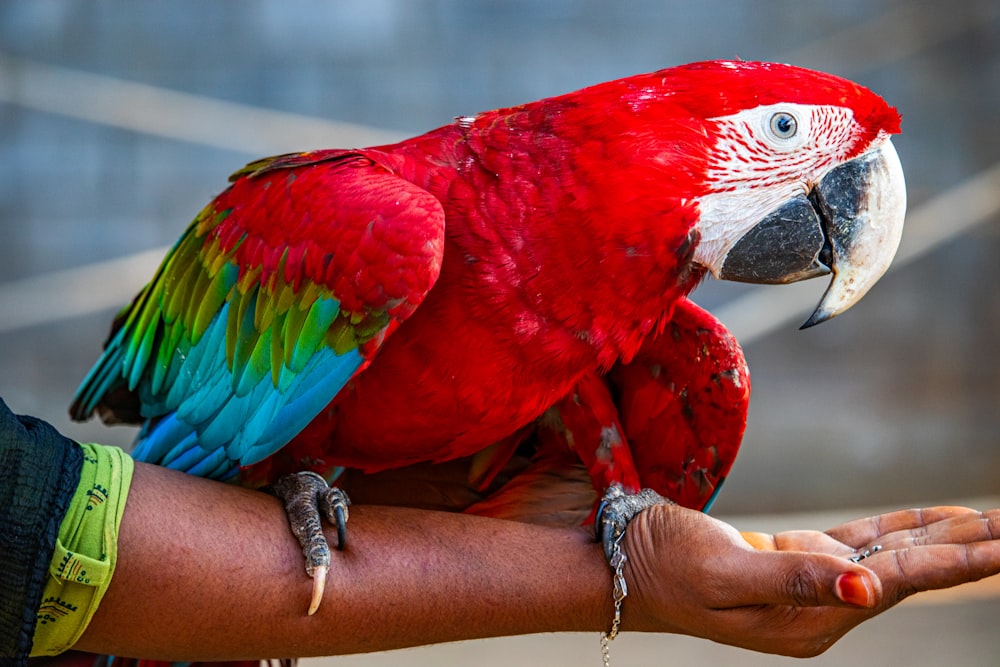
left=453, top=294, right=750, bottom=563
left=71, top=60, right=906, bottom=615
left=550, top=296, right=751, bottom=513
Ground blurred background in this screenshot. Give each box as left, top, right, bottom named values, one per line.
left=1, top=1, right=997, bottom=664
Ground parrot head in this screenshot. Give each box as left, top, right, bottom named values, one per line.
left=684, top=61, right=905, bottom=327
left=573, top=60, right=906, bottom=328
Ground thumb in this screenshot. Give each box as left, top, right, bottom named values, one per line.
left=724, top=550, right=881, bottom=609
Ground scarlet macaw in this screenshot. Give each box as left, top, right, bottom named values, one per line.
left=71, top=60, right=906, bottom=614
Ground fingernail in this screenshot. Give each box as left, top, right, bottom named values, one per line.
left=835, top=572, right=874, bottom=607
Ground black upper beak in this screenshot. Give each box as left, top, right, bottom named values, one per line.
left=718, top=139, right=906, bottom=328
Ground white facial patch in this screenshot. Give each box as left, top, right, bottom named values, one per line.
left=692, top=103, right=859, bottom=275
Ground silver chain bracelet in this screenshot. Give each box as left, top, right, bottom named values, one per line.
left=600, top=531, right=628, bottom=667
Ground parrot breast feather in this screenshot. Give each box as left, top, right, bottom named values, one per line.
left=70, top=152, right=445, bottom=478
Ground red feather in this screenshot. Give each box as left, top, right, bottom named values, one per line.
left=610, top=297, right=750, bottom=510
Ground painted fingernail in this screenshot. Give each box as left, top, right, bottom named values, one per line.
left=835, top=572, right=875, bottom=608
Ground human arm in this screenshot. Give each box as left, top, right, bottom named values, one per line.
left=5, top=395, right=999, bottom=663
left=75, top=460, right=614, bottom=661
left=75, top=460, right=1000, bottom=661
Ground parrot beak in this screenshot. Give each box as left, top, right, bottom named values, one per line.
left=718, top=139, right=906, bottom=328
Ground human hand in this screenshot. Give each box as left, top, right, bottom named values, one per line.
left=621, top=503, right=1000, bottom=657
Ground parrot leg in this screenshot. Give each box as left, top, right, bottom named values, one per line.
left=595, top=484, right=675, bottom=563
left=271, top=471, right=351, bottom=616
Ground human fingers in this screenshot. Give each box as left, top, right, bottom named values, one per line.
left=867, top=524, right=1000, bottom=601
left=831, top=508, right=999, bottom=570
left=825, top=506, right=980, bottom=546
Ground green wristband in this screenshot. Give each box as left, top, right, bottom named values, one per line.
left=31, top=442, right=134, bottom=657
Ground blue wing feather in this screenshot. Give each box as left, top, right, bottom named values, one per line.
left=71, top=151, right=446, bottom=484
left=131, top=300, right=364, bottom=477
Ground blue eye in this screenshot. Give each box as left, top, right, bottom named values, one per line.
left=769, top=112, right=798, bottom=139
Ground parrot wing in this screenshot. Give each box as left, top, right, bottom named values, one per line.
left=70, top=150, right=445, bottom=479
left=467, top=297, right=749, bottom=521
left=609, top=297, right=750, bottom=511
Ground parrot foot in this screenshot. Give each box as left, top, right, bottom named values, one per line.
left=271, top=471, right=351, bottom=616
left=595, top=484, right=675, bottom=563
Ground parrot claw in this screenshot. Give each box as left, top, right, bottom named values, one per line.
left=595, top=484, right=674, bottom=563
left=271, top=471, right=351, bottom=616
left=309, top=564, right=328, bottom=616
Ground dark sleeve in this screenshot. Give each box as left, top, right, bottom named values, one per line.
left=0, top=398, right=83, bottom=664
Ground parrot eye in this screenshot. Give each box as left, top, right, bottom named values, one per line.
left=769, top=112, right=798, bottom=139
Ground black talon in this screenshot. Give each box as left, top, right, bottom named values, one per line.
left=320, top=486, right=350, bottom=550
left=334, top=505, right=348, bottom=551
left=596, top=485, right=628, bottom=562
